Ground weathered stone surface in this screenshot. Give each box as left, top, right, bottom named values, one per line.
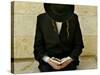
left=14, top=36, right=34, bottom=58
left=14, top=14, right=36, bottom=36
left=75, top=5, right=97, bottom=16
left=14, top=59, right=39, bottom=74
left=14, top=1, right=44, bottom=15
left=81, top=35, right=97, bottom=56
left=13, top=56, right=97, bottom=73
left=79, top=16, right=97, bottom=35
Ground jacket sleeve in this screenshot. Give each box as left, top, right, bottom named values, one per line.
left=33, top=15, right=46, bottom=62
left=69, top=14, right=84, bottom=59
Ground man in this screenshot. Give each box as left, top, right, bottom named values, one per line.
left=34, top=3, right=84, bottom=72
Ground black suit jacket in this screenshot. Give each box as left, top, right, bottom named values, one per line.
left=34, top=13, right=84, bottom=65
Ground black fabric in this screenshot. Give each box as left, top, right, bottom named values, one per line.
left=59, top=22, right=68, bottom=44
left=39, top=60, right=77, bottom=72
left=34, top=13, right=84, bottom=71
left=44, top=3, right=74, bottom=22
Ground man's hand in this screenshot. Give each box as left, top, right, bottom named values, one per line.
left=47, top=57, right=73, bottom=70
left=60, top=57, right=73, bottom=69
left=51, top=57, right=61, bottom=65
left=47, top=58, right=62, bottom=70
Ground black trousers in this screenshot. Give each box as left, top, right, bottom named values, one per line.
left=38, top=61, right=77, bottom=72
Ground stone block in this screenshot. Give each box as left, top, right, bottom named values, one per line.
left=75, top=5, right=97, bottom=16
left=14, top=14, right=36, bottom=36
left=81, top=35, right=97, bottom=56
left=14, top=36, right=34, bottom=58
left=14, top=1, right=45, bottom=15
left=79, top=16, right=97, bottom=35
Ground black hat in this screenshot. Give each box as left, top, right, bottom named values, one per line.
left=44, top=3, right=75, bottom=22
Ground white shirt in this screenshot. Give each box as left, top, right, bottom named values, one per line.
left=42, top=22, right=72, bottom=63
left=56, top=22, right=62, bottom=34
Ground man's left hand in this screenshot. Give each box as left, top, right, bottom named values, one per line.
left=60, top=57, right=73, bottom=69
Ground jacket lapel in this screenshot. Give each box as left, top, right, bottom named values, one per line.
left=48, top=19, right=61, bottom=43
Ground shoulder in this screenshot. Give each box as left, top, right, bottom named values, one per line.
left=37, top=13, right=51, bottom=22
left=69, top=13, right=78, bottom=22
left=37, top=13, right=48, bottom=19
left=37, top=13, right=52, bottom=24
left=36, top=13, right=51, bottom=27
left=73, top=13, right=78, bottom=19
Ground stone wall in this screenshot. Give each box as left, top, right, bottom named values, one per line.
left=12, top=1, right=97, bottom=58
